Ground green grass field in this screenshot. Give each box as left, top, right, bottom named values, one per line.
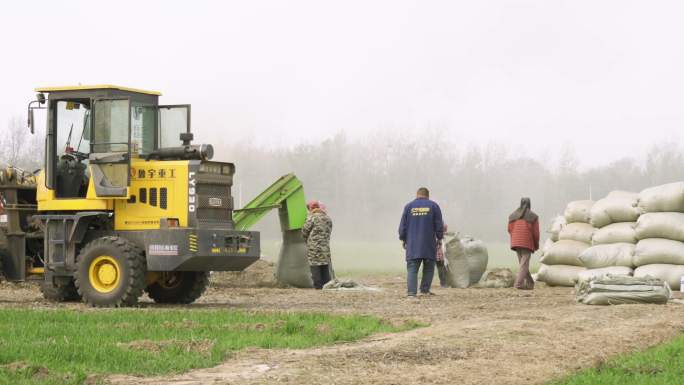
left=260, top=239, right=540, bottom=275
left=551, top=333, right=684, bottom=385
left=0, top=309, right=418, bottom=385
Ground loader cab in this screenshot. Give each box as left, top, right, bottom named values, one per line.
left=29, top=85, right=190, bottom=200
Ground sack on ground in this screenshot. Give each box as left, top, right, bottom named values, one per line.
left=548, top=215, right=567, bottom=242
left=444, top=236, right=470, bottom=288
left=539, top=240, right=588, bottom=266
left=634, top=264, right=684, bottom=291
left=590, top=192, right=640, bottom=228
left=475, top=268, right=514, bottom=288
left=592, top=222, right=637, bottom=245
left=638, top=182, right=684, bottom=213
left=576, top=275, right=670, bottom=305
left=536, top=264, right=586, bottom=287
left=461, top=236, right=489, bottom=285
left=578, top=243, right=635, bottom=269
left=558, top=222, right=595, bottom=244
left=564, top=200, right=594, bottom=224
left=635, top=212, right=684, bottom=242
left=576, top=266, right=633, bottom=282
left=634, top=238, right=684, bottom=266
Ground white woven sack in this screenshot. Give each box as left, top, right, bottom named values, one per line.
left=558, top=223, right=595, bottom=244
left=635, top=212, right=684, bottom=242
left=539, top=240, right=588, bottom=266
left=536, top=264, right=586, bottom=287
left=578, top=243, right=635, bottom=269
left=592, top=222, right=637, bottom=245
left=564, top=200, right=594, bottom=224
left=634, top=264, right=684, bottom=291
left=634, top=238, right=684, bottom=266
left=638, top=182, right=684, bottom=213
left=590, top=192, right=640, bottom=228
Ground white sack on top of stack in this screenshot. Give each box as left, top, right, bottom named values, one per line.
left=548, top=215, right=567, bottom=242
left=540, top=240, right=588, bottom=266
left=578, top=243, right=635, bottom=269
left=590, top=191, right=640, bottom=228
left=576, top=266, right=633, bottom=283
left=564, top=200, right=594, bottom=224
left=635, top=212, right=684, bottom=242
left=536, top=264, right=586, bottom=287
left=592, top=222, right=637, bottom=245
left=634, top=264, right=684, bottom=291
left=634, top=238, right=684, bottom=266
left=558, top=223, right=595, bottom=244
left=638, top=182, right=684, bottom=213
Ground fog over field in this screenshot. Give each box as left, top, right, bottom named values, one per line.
left=2, top=1, right=684, bottom=247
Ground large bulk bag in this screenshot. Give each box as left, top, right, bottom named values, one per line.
left=461, top=236, right=489, bottom=285
left=578, top=243, right=635, bottom=269
left=558, top=223, right=595, bottom=244
left=634, top=264, right=684, bottom=291
left=444, top=236, right=470, bottom=288
left=634, top=238, right=684, bottom=266
left=576, top=266, right=633, bottom=282
left=638, top=182, right=684, bottom=213
left=564, top=200, right=594, bottom=224
left=548, top=215, right=567, bottom=242
left=635, top=212, right=684, bottom=242
left=589, top=192, right=640, bottom=228
left=539, top=240, right=588, bottom=266
left=592, top=222, right=637, bottom=245
left=276, top=230, right=314, bottom=288
left=536, top=264, right=586, bottom=287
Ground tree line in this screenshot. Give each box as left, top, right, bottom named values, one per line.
left=4, top=116, right=684, bottom=244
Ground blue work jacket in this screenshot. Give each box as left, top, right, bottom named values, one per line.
left=398, top=197, right=444, bottom=260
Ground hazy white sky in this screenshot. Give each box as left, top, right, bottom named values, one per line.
left=1, top=0, right=683, bottom=167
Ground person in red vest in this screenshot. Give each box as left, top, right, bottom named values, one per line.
left=507, top=197, right=540, bottom=290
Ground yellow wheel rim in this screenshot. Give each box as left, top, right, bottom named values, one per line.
left=88, top=256, right=121, bottom=293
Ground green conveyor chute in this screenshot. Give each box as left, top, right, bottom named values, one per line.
left=232, top=173, right=308, bottom=231
left=233, top=173, right=315, bottom=287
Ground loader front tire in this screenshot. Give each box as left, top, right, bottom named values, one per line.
left=75, top=236, right=146, bottom=307
left=145, top=271, right=209, bottom=304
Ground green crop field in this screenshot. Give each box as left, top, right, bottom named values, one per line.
left=550, top=333, right=684, bottom=385
left=260, top=239, right=539, bottom=275
left=0, top=309, right=418, bottom=385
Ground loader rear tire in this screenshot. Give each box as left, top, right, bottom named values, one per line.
left=145, top=271, right=209, bottom=304
left=75, top=236, right=146, bottom=307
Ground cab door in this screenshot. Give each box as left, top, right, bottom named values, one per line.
left=89, top=98, right=131, bottom=198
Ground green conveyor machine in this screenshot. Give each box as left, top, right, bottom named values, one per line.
left=233, top=173, right=317, bottom=287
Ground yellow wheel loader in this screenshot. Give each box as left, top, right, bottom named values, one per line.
left=0, top=85, right=261, bottom=307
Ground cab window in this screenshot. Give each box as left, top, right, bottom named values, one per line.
left=92, top=99, right=129, bottom=153
left=131, top=103, right=155, bottom=155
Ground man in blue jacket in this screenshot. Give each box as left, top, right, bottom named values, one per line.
left=398, top=187, right=444, bottom=297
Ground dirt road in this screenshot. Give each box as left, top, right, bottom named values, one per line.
left=2, top=276, right=684, bottom=384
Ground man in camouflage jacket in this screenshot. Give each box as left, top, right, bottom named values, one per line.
left=302, top=201, right=333, bottom=289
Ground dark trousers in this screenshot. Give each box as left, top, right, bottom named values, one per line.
left=514, top=248, right=534, bottom=290
left=436, top=260, right=448, bottom=287
left=407, top=259, right=435, bottom=295
left=310, top=264, right=331, bottom=290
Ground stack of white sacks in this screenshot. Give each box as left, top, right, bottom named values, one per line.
left=633, top=182, right=684, bottom=290
left=577, top=191, right=641, bottom=281
left=537, top=200, right=595, bottom=286
left=537, top=182, right=684, bottom=289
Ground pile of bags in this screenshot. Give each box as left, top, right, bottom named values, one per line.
left=633, top=182, right=684, bottom=290
left=538, top=182, right=684, bottom=290
left=576, top=274, right=670, bottom=305
left=537, top=200, right=594, bottom=286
